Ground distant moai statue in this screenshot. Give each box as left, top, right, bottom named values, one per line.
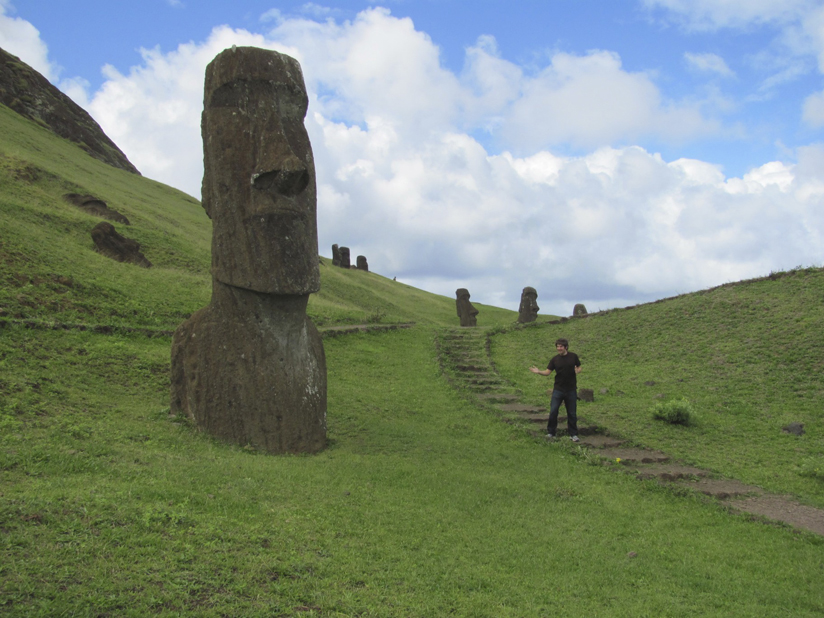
left=170, top=46, right=326, bottom=454
left=339, top=246, right=351, bottom=269
left=356, top=255, right=368, bottom=271
left=332, top=244, right=341, bottom=267
left=573, top=303, right=588, bottom=316
left=517, top=286, right=539, bottom=323
left=456, top=288, right=479, bottom=327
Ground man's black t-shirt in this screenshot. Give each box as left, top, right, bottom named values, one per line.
left=547, top=352, right=581, bottom=392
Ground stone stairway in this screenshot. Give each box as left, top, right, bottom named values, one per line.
left=436, top=327, right=824, bottom=537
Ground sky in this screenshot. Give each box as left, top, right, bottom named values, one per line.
left=2, top=0, right=824, bottom=315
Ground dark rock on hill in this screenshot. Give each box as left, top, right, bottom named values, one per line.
left=63, top=193, right=130, bottom=224
left=91, top=221, right=151, bottom=267
left=0, top=46, right=140, bottom=175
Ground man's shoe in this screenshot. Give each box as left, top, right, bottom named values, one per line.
left=545, top=433, right=555, bottom=439
left=571, top=435, right=580, bottom=442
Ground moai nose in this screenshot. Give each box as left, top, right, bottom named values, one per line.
left=252, top=153, right=309, bottom=197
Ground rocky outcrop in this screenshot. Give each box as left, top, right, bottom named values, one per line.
left=0, top=46, right=139, bottom=174
left=90, top=221, right=151, bottom=267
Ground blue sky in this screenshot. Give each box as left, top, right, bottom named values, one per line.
left=2, top=0, right=824, bottom=314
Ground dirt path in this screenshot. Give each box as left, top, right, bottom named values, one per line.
left=437, top=328, right=824, bottom=537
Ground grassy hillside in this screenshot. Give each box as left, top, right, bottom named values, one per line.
left=1, top=102, right=823, bottom=615
left=0, top=103, right=515, bottom=329
left=491, top=268, right=824, bottom=508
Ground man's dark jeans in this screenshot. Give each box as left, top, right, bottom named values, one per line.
left=547, top=389, right=578, bottom=437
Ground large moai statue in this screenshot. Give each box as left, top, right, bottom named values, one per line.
left=170, top=46, right=326, bottom=454
left=573, top=303, right=588, bottom=316
left=339, top=246, right=351, bottom=269
left=356, top=255, right=368, bottom=271
left=517, top=286, right=539, bottom=323
left=331, top=244, right=341, bottom=267
left=456, top=288, right=479, bottom=327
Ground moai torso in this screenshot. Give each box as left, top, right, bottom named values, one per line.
left=339, top=246, right=351, bottom=269
left=456, top=288, right=479, bottom=327
left=171, top=46, right=326, bottom=454
left=518, top=287, right=539, bottom=323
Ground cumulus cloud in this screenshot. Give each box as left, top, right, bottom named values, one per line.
left=0, top=0, right=57, bottom=80
left=10, top=6, right=824, bottom=315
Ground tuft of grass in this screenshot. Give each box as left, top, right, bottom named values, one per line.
left=651, top=398, right=696, bottom=425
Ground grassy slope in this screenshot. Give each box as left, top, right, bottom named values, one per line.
left=491, top=270, right=824, bottom=508
left=1, top=103, right=823, bottom=615
left=0, top=102, right=515, bottom=330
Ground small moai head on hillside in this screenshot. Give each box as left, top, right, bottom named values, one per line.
left=332, top=244, right=341, bottom=267
left=573, top=303, right=588, bottom=316
left=456, top=288, right=479, bottom=327
left=356, top=255, right=368, bottom=271
left=201, top=46, right=319, bottom=295
left=517, top=286, right=539, bottom=323
left=339, top=246, right=351, bottom=268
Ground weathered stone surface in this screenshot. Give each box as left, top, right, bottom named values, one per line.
left=356, top=255, right=368, bottom=271
left=578, top=388, right=594, bottom=402
left=331, top=244, right=340, bottom=267
left=201, top=47, right=319, bottom=295
left=64, top=193, right=130, bottom=224
left=171, top=283, right=326, bottom=453
left=517, top=286, right=539, bottom=323
left=90, top=221, right=151, bottom=267
left=339, top=246, right=351, bottom=269
left=172, top=46, right=326, bottom=454
left=0, top=47, right=140, bottom=174
left=456, top=288, right=479, bottom=327
left=573, top=303, right=588, bottom=316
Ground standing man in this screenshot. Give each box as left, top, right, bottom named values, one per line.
left=529, top=338, right=582, bottom=441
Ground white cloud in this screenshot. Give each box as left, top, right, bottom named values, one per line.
left=500, top=50, right=718, bottom=151
left=642, top=0, right=816, bottom=31
left=0, top=0, right=57, bottom=80
left=27, top=7, right=824, bottom=316
left=685, top=51, right=735, bottom=77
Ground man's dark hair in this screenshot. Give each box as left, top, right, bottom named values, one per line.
left=555, top=338, right=569, bottom=349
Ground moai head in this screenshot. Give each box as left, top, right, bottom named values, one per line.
left=201, top=46, right=319, bottom=295
left=517, top=287, right=539, bottom=323
left=456, top=288, right=479, bottom=326
left=573, top=303, right=588, bottom=316
left=339, top=246, right=351, bottom=268
left=331, top=244, right=341, bottom=267
left=356, top=255, right=368, bottom=271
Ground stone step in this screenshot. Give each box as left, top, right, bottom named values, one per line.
left=476, top=393, right=520, bottom=402
left=630, top=464, right=709, bottom=482
left=598, top=448, right=669, bottom=464
left=676, top=478, right=763, bottom=500
left=578, top=434, right=626, bottom=449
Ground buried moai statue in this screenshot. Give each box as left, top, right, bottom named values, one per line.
left=517, top=286, right=539, bottom=323
left=170, top=46, right=326, bottom=454
left=331, top=244, right=340, bottom=267
left=573, top=303, right=588, bottom=316
left=356, top=255, right=368, bottom=271
left=456, top=288, right=479, bottom=327
left=338, top=246, right=351, bottom=269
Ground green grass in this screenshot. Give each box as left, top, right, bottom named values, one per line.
left=2, top=102, right=824, bottom=615
left=3, top=324, right=824, bottom=616
left=490, top=268, right=824, bottom=509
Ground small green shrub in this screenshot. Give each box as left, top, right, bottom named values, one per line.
left=651, top=397, right=696, bottom=426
